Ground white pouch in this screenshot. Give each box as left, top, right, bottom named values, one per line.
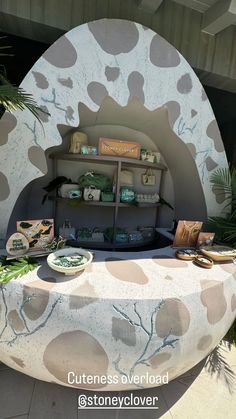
left=83, top=186, right=101, bottom=201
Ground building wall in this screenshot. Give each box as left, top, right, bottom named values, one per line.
left=0, top=0, right=236, bottom=92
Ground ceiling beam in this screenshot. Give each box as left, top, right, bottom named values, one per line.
left=202, top=0, right=236, bottom=35
left=138, top=0, right=164, bottom=14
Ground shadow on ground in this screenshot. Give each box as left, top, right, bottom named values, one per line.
left=0, top=341, right=235, bottom=419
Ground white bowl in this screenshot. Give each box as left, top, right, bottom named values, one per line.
left=47, top=247, right=93, bottom=275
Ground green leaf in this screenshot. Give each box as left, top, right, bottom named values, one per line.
left=0, top=257, right=38, bottom=285
left=208, top=165, right=236, bottom=247
left=207, top=216, right=236, bottom=245
left=0, top=83, right=50, bottom=124
left=0, top=42, right=14, bottom=57
left=210, top=166, right=236, bottom=213
left=0, top=73, right=50, bottom=124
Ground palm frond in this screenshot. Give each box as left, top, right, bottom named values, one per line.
left=210, top=166, right=236, bottom=212
left=0, top=84, right=49, bottom=125
left=230, top=208, right=236, bottom=220
left=0, top=45, right=13, bottom=50
left=210, top=167, right=232, bottom=189
left=0, top=42, right=13, bottom=56
left=210, top=168, right=232, bottom=205
left=207, top=216, right=236, bottom=244
left=231, top=166, right=236, bottom=208
left=0, top=39, right=49, bottom=125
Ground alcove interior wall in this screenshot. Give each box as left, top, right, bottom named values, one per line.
left=8, top=97, right=207, bottom=237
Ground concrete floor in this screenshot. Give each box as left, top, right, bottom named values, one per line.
left=0, top=341, right=235, bottom=419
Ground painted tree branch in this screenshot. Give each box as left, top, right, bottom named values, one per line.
left=112, top=300, right=179, bottom=381
left=0, top=286, right=62, bottom=346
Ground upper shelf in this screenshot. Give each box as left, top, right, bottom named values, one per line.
left=49, top=153, right=167, bottom=170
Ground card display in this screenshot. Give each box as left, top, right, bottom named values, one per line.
left=196, top=232, right=215, bottom=248
left=17, top=219, right=54, bottom=251
left=173, top=220, right=203, bottom=248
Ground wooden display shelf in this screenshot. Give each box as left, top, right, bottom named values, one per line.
left=50, top=150, right=167, bottom=250
left=48, top=196, right=161, bottom=208
left=49, top=152, right=167, bottom=171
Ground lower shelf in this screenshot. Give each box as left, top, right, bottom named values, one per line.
left=48, top=196, right=161, bottom=208
left=66, top=238, right=155, bottom=250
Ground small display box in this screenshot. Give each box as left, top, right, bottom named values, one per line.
left=99, top=138, right=141, bottom=159
left=80, top=145, right=97, bottom=155
left=101, top=191, right=115, bottom=202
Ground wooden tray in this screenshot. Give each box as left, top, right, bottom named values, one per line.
left=175, top=249, right=198, bottom=260
left=194, top=255, right=213, bottom=269
left=200, top=245, right=236, bottom=261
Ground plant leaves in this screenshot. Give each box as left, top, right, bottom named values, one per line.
left=0, top=256, right=38, bottom=285
left=0, top=73, right=50, bottom=126
left=209, top=165, right=236, bottom=246
left=210, top=166, right=236, bottom=213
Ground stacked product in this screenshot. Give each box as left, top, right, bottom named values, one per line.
left=78, top=171, right=112, bottom=202
left=77, top=228, right=104, bottom=242
left=136, top=193, right=160, bottom=204
left=69, top=131, right=98, bottom=155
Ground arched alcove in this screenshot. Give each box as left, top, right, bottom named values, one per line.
left=8, top=96, right=208, bottom=239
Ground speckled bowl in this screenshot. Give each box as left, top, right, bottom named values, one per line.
left=47, top=247, right=93, bottom=275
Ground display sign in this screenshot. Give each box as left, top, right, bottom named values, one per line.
left=196, top=232, right=215, bottom=249
left=173, top=220, right=203, bottom=248
left=99, top=138, right=141, bottom=159
left=6, top=232, right=29, bottom=256
left=17, top=219, right=54, bottom=251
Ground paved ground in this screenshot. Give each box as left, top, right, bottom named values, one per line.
left=0, top=341, right=235, bottom=419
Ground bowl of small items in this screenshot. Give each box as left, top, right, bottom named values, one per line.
left=47, top=247, right=93, bottom=275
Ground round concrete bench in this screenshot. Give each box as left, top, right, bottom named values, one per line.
left=0, top=246, right=235, bottom=390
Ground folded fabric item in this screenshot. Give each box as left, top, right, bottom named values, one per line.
left=78, top=171, right=112, bottom=191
